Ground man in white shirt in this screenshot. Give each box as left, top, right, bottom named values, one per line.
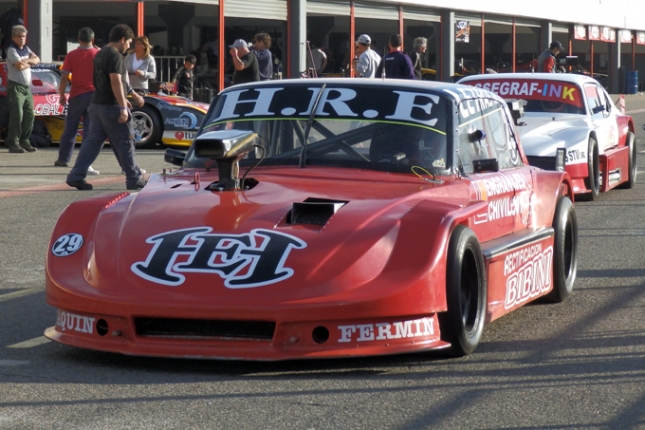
left=306, top=42, right=327, bottom=76
left=354, top=34, right=381, bottom=78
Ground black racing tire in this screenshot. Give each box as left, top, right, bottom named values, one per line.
left=439, top=225, right=487, bottom=356
left=582, top=137, right=600, bottom=201
left=132, top=105, right=163, bottom=149
left=617, top=131, right=637, bottom=189
left=545, top=196, right=578, bottom=303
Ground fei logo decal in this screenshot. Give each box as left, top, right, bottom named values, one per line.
left=131, top=228, right=306, bottom=288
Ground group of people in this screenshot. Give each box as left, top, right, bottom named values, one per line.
left=228, top=32, right=275, bottom=85
left=351, top=33, right=427, bottom=80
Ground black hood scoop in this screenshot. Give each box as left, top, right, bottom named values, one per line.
left=287, top=198, right=348, bottom=226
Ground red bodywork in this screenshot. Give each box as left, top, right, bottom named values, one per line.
left=45, top=165, right=570, bottom=360
left=44, top=78, right=575, bottom=360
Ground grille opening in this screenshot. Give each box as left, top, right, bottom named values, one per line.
left=134, top=318, right=275, bottom=340
left=312, top=326, right=329, bottom=344
left=96, top=319, right=109, bottom=336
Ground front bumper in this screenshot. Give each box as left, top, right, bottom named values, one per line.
left=45, top=308, right=448, bottom=360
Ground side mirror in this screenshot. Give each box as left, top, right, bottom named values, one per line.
left=468, top=129, right=486, bottom=142
left=507, top=100, right=525, bottom=125
left=592, top=104, right=605, bottom=114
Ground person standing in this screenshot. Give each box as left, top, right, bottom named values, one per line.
left=353, top=34, right=381, bottom=78
left=408, top=37, right=427, bottom=80
left=66, top=24, right=146, bottom=191
left=54, top=27, right=100, bottom=175
left=125, top=35, right=157, bottom=93
left=229, top=39, right=260, bottom=85
left=375, top=34, right=415, bottom=80
left=171, top=55, right=196, bottom=99
left=538, top=41, right=565, bottom=73
left=252, top=32, right=273, bottom=81
left=5, top=25, right=39, bottom=153
left=306, top=41, right=328, bottom=76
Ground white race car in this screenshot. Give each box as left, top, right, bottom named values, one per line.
left=460, top=73, right=637, bottom=200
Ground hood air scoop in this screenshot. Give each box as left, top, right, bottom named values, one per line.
left=288, top=198, right=348, bottom=226
left=194, top=130, right=258, bottom=191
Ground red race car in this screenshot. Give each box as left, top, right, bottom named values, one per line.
left=45, top=79, right=578, bottom=360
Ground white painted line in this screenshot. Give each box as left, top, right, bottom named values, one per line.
left=0, top=288, right=42, bottom=302
left=0, top=359, right=30, bottom=366
left=7, top=336, right=51, bottom=349
left=626, top=108, right=645, bottom=114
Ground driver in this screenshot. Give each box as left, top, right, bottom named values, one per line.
left=370, top=124, right=446, bottom=169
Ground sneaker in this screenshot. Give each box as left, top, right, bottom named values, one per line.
left=8, top=146, right=26, bottom=153
left=87, top=166, right=100, bottom=175
left=66, top=180, right=93, bottom=191
left=126, top=179, right=147, bottom=190
left=121, top=169, right=146, bottom=175
left=20, top=144, right=37, bottom=153
left=54, top=160, right=69, bottom=167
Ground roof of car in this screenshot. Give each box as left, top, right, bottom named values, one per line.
left=460, top=72, right=598, bottom=85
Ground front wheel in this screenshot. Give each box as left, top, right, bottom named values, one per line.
left=132, top=105, right=163, bottom=149
left=545, top=196, right=578, bottom=303
left=582, top=137, right=600, bottom=200
left=439, top=225, right=487, bottom=356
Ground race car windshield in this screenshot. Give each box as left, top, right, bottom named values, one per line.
left=468, top=79, right=586, bottom=115
left=191, top=84, right=450, bottom=173
left=31, top=69, right=66, bottom=94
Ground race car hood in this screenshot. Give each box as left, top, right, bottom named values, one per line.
left=515, top=114, right=589, bottom=157
left=51, top=168, right=470, bottom=312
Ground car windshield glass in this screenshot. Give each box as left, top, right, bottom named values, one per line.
left=467, top=79, right=586, bottom=115
left=31, top=69, right=64, bottom=94
left=190, top=83, right=450, bottom=172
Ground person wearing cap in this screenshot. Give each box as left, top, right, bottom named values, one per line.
left=375, top=34, right=415, bottom=80
left=408, top=37, right=427, bottom=80
left=353, top=34, right=381, bottom=78
left=229, top=39, right=260, bottom=85
left=538, top=41, right=565, bottom=73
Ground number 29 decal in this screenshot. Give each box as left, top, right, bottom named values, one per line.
left=52, top=233, right=84, bottom=257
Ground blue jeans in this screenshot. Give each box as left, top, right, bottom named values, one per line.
left=67, top=103, right=143, bottom=187
left=57, top=91, right=93, bottom=164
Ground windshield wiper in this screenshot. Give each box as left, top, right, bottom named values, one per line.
left=299, top=84, right=326, bottom=168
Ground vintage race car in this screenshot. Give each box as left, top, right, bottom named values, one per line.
left=45, top=79, right=578, bottom=360
left=0, top=63, right=208, bottom=149
left=460, top=73, right=637, bottom=200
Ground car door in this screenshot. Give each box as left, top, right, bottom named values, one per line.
left=584, top=83, right=613, bottom=152
left=457, top=97, right=529, bottom=241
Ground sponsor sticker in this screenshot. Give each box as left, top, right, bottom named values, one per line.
left=52, top=233, right=84, bottom=256
left=338, top=317, right=435, bottom=343
left=55, top=310, right=96, bottom=334
left=504, top=244, right=553, bottom=309
left=132, top=228, right=306, bottom=288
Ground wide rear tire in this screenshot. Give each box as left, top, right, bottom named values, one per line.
left=617, top=131, right=637, bottom=189
left=439, top=225, right=487, bottom=356
left=545, top=196, right=578, bottom=303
